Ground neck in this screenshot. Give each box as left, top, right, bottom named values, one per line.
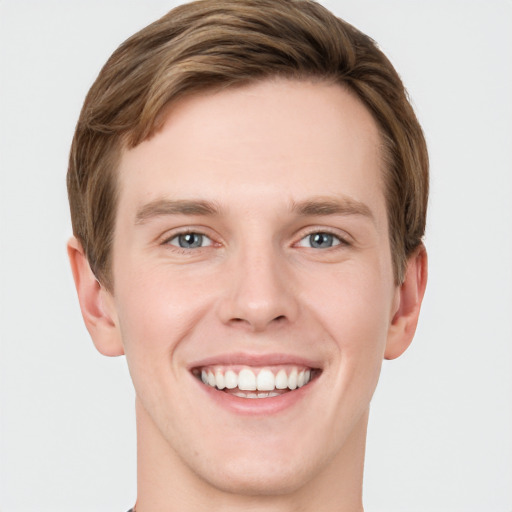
left=135, top=398, right=367, bottom=512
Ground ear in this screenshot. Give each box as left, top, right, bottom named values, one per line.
left=67, top=237, right=124, bottom=356
left=385, top=244, right=428, bottom=360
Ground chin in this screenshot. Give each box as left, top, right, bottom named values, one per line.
left=184, top=430, right=337, bottom=498
left=198, top=456, right=319, bottom=497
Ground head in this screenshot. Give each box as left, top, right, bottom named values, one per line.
left=67, top=0, right=428, bottom=504
left=68, top=0, right=428, bottom=292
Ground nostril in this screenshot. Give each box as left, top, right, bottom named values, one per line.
left=228, top=315, right=287, bottom=330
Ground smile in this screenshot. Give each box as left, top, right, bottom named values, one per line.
left=193, top=366, right=317, bottom=399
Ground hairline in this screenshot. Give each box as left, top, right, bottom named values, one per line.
left=97, top=76, right=398, bottom=292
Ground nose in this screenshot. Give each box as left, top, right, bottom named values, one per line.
left=217, top=244, right=299, bottom=332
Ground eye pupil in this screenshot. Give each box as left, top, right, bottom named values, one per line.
left=310, top=233, right=333, bottom=248
left=179, top=233, right=203, bottom=248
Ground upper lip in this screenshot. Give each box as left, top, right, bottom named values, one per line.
left=188, top=352, right=323, bottom=371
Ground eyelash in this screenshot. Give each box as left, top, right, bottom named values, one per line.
left=162, top=230, right=214, bottom=250
left=295, top=230, right=350, bottom=249
left=161, top=228, right=350, bottom=253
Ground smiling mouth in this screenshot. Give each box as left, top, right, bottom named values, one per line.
left=192, top=365, right=320, bottom=399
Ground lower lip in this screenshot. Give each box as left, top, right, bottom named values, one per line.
left=195, top=376, right=318, bottom=415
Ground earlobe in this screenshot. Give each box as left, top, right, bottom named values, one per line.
left=385, top=244, right=428, bottom=360
left=67, top=237, right=124, bottom=357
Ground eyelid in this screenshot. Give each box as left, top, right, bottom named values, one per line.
left=293, top=227, right=352, bottom=248
left=168, top=233, right=212, bottom=248
left=158, top=226, right=219, bottom=247
left=156, top=225, right=352, bottom=249
left=296, top=233, right=340, bottom=248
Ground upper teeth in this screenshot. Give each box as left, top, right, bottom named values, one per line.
left=199, top=367, right=312, bottom=391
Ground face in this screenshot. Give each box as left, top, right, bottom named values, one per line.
left=108, top=79, right=399, bottom=494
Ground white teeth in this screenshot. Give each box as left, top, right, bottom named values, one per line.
left=198, top=365, right=315, bottom=397
left=225, top=370, right=238, bottom=389
left=257, top=369, right=275, bottom=391
left=238, top=368, right=257, bottom=391
left=215, top=370, right=225, bottom=390
left=275, top=369, right=288, bottom=389
left=288, top=369, right=298, bottom=390
left=237, top=392, right=271, bottom=399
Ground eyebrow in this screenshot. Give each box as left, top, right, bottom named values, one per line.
left=135, top=199, right=220, bottom=224
left=134, top=196, right=375, bottom=225
left=291, top=197, right=375, bottom=222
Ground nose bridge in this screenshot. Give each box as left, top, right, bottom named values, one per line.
left=218, top=237, right=298, bottom=331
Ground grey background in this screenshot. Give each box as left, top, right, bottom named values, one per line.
left=1, top=1, right=511, bottom=510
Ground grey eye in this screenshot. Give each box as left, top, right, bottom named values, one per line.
left=310, top=233, right=334, bottom=248
left=169, top=233, right=211, bottom=248
left=298, top=232, right=341, bottom=249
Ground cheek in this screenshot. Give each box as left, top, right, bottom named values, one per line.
left=113, top=264, right=216, bottom=365
left=310, top=260, right=392, bottom=334
left=112, top=268, right=210, bottom=416
left=307, top=264, right=392, bottom=378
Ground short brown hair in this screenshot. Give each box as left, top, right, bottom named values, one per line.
left=67, top=0, right=428, bottom=290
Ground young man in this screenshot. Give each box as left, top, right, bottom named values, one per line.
left=67, top=1, right=428, bottom=510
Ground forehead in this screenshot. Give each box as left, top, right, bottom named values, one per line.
left=116, top=79, right=386, bottom=224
